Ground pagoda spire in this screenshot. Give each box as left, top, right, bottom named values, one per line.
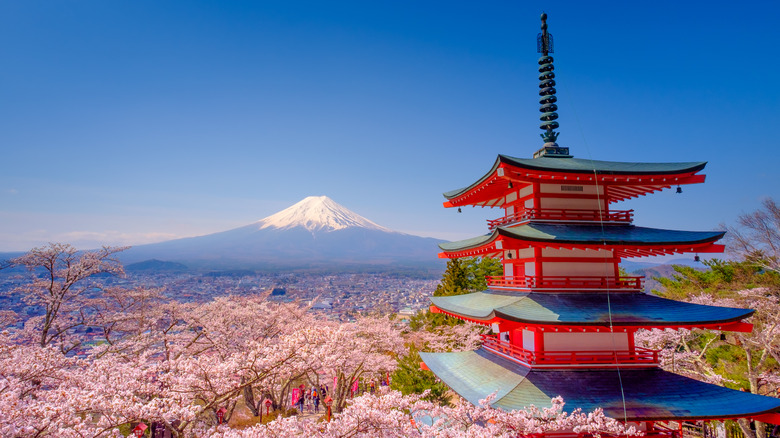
left=533, top=13, right=571, bottom=159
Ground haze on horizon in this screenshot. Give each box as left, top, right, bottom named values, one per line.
left=2, top=1, right=779, bottom=252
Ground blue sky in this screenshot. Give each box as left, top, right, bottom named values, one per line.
left=1, top=1, right=779, bottom=252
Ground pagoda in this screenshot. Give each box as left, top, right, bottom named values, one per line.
left=420, top=13, right=780, bottom=435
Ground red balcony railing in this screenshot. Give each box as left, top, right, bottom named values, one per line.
left=487, top=208, right=633, bottom=230
left=481, top=335, right=659, bottom=368
left=524, top=432, right=678, bottom=438
left=486, top=275, right=644, bottom=291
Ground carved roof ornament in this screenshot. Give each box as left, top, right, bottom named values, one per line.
left=534, top=13, right=571, bottom=159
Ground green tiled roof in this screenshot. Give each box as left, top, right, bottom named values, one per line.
left=430, top=291, right=753, bottom=326
left=419, top=349, right=530, bottom=404
left=439, top=224, right=725, bottom=252
left=421, top=349, right=780, bottom=421
left=438, top=233, right=495, bottom=252
left=499, top=155, right=707, bottom=175
left=443, top=155, right=707, bottom=200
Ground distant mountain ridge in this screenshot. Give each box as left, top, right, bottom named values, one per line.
left=120, top=196, right=444, bottom=273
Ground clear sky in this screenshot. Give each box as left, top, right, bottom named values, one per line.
left=1, top=1, right=779, bottom=252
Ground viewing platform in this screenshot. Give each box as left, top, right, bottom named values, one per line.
left=481, top=334, right=659, bottom=368
left=487, top=208, right=633, bottom=230
left=486, top=275, right=644, bottom=291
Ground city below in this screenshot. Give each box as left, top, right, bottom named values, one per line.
left=0, top=269, right=438, bottom=326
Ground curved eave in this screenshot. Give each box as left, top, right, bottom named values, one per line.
left=443, top=155, right=708, bottom=208
left=438, top=231, right=499, bottom=256
left=499, top=155, right=707, bottom=176
left=430, top=291, right=755, bottom=330
left=443, top=156, right=502, bottom=201
left=420, top=350, right=780, bottom=423
left=497, top=224, right=726, bottom=247
left=439, top=224, right=726, bottom=259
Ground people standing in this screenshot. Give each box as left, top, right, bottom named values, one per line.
left=312, top=387, right=320, bottom=413
left=296, top=387, right=305, bottom=413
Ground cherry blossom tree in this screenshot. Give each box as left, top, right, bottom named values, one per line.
left=8, top=243, right=127, bottom=351
left=393, top=321, right=486, bottom=404
left=203, top=389, right=638, bottom=438
left=636, top=288, right=780, bottom=438
left=0, top=332, right=76, bottom=437
left=77, top=296, right=317, bottom=436
left=304, top=316, right=405, bottom=413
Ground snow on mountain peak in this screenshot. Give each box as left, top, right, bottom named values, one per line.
left=256, top=196, right=393, bottom=233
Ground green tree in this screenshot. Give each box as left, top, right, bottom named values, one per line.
left=433, top=257, right=503, bottom=297
left=655, top=259, right=778, bottom=300
left=411, top=257, right=503, bottom=330
left=400, top=257, right=503, bottom=398
left=390, top=346, right=450, bottom=405
left=432, top=259, right=469, bottom=297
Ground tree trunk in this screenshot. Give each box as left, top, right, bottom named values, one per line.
left=738, top=418, right=757, bottom=438
left=744, top=351, right=768, bottom=438
left=243, top=384, right=259, bottom=416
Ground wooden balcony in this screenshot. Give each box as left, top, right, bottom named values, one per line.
left=481, top=335, right=659, bottom=368
left=487, top=208, right=633, bottom=230
left=486, top=275, right=644, bottom=291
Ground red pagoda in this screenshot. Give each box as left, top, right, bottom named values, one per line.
left=420, top=13, right=780, bottom=435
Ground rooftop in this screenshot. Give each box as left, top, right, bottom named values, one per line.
left=443, top=155, right=708, bottom=206
left=438, top=223, right=725, bottom=258
left=430, top=290, right=753, bottom=328
left=421, top=349, right=780, bottom=422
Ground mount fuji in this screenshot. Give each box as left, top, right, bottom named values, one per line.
left=120, top=196, right=444, bottom=272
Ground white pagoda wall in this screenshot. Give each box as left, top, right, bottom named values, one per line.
left=522, top=329, right=535, bottom=351
left=543, top=332, right=629, bottom=352
left=539, top=248, right=616, bottom=277
left=542, top=262, right=615, bottom=277
left=537, top=183, right=606, bottom=211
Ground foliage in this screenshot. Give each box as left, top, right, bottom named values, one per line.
left=204, top=389, right=638, bottom=438
left=410, top=257, right=502, bottom=330
left=433, top=257, right=503, bottom=297
left=640, top=257, right=780, bottom=438
left=644, top=199, right=780, bottom=438
left=0, top=296, right=405, bottom=437
left=392, top=322, right=485, bottom=405
left=655, top=259, right=779, bottom=300
left=0, top=244, right=644, bottom=437
left=7, top=243, right=128, bottom=351
left=390, top=346, right=450, bottom=405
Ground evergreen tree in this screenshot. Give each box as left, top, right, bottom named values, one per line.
left=412, top=257, right=503, bottom=329
left=390, top=346, right=450, bottom=405
left=465, top=257, right=504, bottom=291
left=400, top=257, right=504, bottom=404
left=432, top=259, right=469, bottom=297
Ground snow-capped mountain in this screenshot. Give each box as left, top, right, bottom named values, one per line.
left=121, top=196, right=443, bottom=272
left=256, top=196, right=392, bottom=233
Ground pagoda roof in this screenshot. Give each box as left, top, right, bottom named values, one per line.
left=443, top=155, right=707, bottom=207
left=429, top=290, right=753, bottom=329
left=439, top=223, right=725, bottom=258
left=420, top=349, right=780, bottom=422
